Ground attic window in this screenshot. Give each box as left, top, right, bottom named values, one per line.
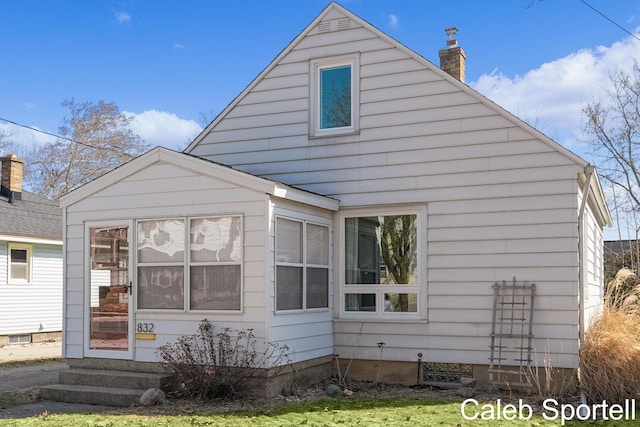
left=310, top=54, right=360, bottom=137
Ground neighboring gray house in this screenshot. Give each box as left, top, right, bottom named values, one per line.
left=59, top=3, right=611, bottom=393
left=0, top=154, right=63, bottom=345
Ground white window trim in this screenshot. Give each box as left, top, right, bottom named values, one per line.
left=309, top=54, right=360, bottom=138
left=275, top=215, right=331, bottom=313
left=136, top=215, right=244, bottom=313
left=188, top=215, right=243, bottom=313
left=136, top=217, right=186, bottom=312
left=338, top=206, right=427, bottom=320
left=8, top=242, right=32, bottom=284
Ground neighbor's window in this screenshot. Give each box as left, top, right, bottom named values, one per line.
left=311, top=55, right=359, bottom=136
left=8, top=243, right=31, bottom=283
left=276, top=217, right=330, bottom=311
left=344, top=214, right=419, bottom=314
left=137, top=216, right=243, bottom=311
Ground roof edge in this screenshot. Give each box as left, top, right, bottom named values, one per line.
left=184, top=2, right=342, bottom=153
left=0, top=234, right=62, bottom=245
left=61, top=147, right=339, bottom=211
left=184, top=2, right=589, bottom=169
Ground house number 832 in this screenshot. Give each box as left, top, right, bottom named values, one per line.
left=137, top=322, right=154, bottom=333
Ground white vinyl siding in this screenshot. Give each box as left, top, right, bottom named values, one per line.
left=187, top=11, right=589, bottom=369
left=269, top=202, right=334, bottom=363
left=0, top=243, right=63, bottom=335
left=583, top=189, right=605, bottom=328
left=62, top=157, right=270, bottom=361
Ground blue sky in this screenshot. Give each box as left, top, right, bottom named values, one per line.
left=1, top=0, right=640, bottom=237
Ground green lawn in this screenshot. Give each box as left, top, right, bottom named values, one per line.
left=1, top=397, right=638, bottom=427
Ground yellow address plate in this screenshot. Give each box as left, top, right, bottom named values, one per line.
left=135, top=333, right=157, bottom=340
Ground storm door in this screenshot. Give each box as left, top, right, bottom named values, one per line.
left=86, top=223, right=133, bottom=359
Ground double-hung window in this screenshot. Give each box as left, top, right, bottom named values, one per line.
left=275, top=217, right=330, bottom=311
left=136, top=216, right=242, bottom=311
left=342, top=209, right=423, bottom=316
left=8, top=243, right=31, bottom=284
left=189, top=216, right=242, bottom=311
left=310, top=54, right=360, bottom=137
left=137, top=219, right=185, bottom=310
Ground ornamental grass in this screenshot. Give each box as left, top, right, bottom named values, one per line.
left=581, top=268, right=640, bottom=403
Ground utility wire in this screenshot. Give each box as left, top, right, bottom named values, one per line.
left=579, top=0, right=640, bottom=42
left=0, top=116, right=134, bottom=158
left=0, top=116, right=92, bottom=148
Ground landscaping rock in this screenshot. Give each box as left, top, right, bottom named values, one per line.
left=455, top=386, right=475, bottom=398
left=325, top=384, right=341, bottom=398
left=140, top=388, right=166, bottom=406
left=460, top=377, right=477, bottom=388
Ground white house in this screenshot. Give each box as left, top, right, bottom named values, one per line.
left=59, top=3, right=611, bottom=393
left=0, top=154, right=63, bottom=345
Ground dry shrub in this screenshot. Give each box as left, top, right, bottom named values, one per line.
left=158, top=319, right=292, bottom=400
left=581, top=268, right=640, bottom=402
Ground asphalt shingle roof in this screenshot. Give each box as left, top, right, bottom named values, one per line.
left=0, top=191, right=62, bottom=241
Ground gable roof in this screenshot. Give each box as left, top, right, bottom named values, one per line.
left=0, top=191, right=62, bottom=242
left=59, top=147, right=339, bottom=211
left=184, top=2, right=585, bottom=169
left=184, top=1, right=611, bottom=227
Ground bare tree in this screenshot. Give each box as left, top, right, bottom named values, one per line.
left=0, top=128, right=14, bottom=154
left=380, top=215, right=416, bottom=312
left=584, top=60, right=640, bottom=210
left=25, top=99, right=149, bottom=200
left=584, top=60, right=640, bottom=278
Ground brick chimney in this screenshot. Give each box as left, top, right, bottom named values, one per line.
left=438, top=26, right=466, bottom=83
left=1, top=154, right=24, bottom=201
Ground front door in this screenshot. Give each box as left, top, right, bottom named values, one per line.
left=86, top=223, right=133, bottom=359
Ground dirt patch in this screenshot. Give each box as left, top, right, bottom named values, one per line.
left=106, top=380, right=581, bottom=417
left=0, top=389, right=40, bottom=409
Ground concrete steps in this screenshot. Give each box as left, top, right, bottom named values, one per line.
left=40, top=368, right=173, bottom=407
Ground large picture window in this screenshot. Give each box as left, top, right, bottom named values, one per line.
left=310, top=55, right=360, bottom=137
left=276, top=217, right=329, bottom=311
left=343, top=213, right=420, bottom=315
left=136, top=215, right=242, bottom=311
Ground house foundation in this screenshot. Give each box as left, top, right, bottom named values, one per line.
left=334, top=358, right=578, bottom=394
left=66, top=355, right=334, bottom=398
left=0, top=331, right=61, bottom=346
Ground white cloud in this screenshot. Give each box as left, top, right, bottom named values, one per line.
left=388, top=14, right=399, bottom=29
left=0, top=122, right=57, bottom=150
left=114, top=11, right=132, bottom=25
left=127, top=110, right=202, bottom=151
left=471, top=32, right=640, bottom=153
left=471, top=32, right=640, bottom=241
left=173, top=43, right=185, bottom=50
